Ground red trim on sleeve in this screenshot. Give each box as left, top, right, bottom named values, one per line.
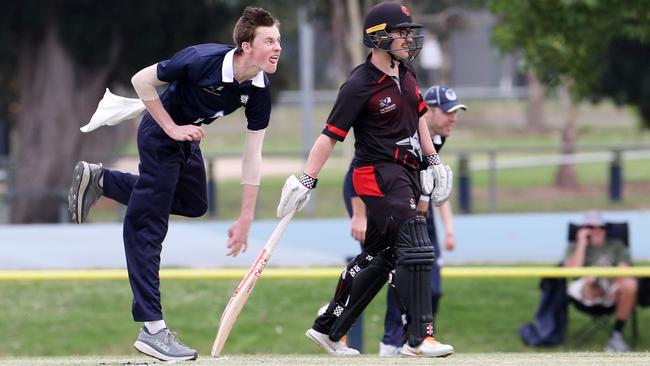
left=394, top=148, right=399, bottom=161
left=352, top=166, right=384, bottom=197
left=326, top=124, right=348, bottom=139
left=418, top=99, right=426, bottom=113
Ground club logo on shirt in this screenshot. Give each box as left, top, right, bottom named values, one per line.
left=379, top=96, right=396, bottom=114
left=240, top=94, right=249, bottom=106
left=203, top=85, right=224, bottom=96
left=191, top=110, right=224, bottom=125
left=396, top=131, right=423, bottom=160
left=409, top=197, right=416, bottom=209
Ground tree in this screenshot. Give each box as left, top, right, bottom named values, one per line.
left=489, top=0, right=650, bottom=188
left=0, top=0, right=299, bottom=223
left=595, top=38, right=650, bottom=127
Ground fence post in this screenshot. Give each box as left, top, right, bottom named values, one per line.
left=2, top=191, right=10, bottom=224
left=458, top=154, right=471, bottom=213
left=207, top=158, right=217, bottom=217
left=58, top=191, right=69, bottom=223
left=609, top=150, right=622, bottom=202
left=488, top=150, right=497, bottom=211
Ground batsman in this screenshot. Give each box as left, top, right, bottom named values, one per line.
left=277, top=1, right=453, bottom=358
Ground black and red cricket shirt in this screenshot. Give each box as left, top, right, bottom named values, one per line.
left=322, top=55, right=428, bottom=171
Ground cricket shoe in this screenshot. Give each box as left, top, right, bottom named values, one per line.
left=379, top=341, right=402, bottom=356
left=400, top=336, right=454, bottom=358
left=68, top=161, right=103, bottom=224
left=133, top=327, right=198, bottom=361
left=305, top=328, right=360, bottom=356
left=605, top=331, right=630, bottom=352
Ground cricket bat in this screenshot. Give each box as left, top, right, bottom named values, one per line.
left=211, top=211, right=295, bottom=357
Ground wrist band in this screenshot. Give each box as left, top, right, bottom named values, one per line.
left=425, top=154, right=440, bottom=166
left=299, top=173, right=318, bottom=189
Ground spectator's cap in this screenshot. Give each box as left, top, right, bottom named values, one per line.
left=582, top=210, right=605, bottom=227
left=424, top=85, right=467, bottom=113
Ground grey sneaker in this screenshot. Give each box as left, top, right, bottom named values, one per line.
left=68, top=161, right=103, bottom=224
left=133, top=327, right=198, bottom=361
left=605, top=331, right=630, bottom=352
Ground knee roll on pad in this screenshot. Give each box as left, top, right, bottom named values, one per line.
left=395, top=216, right=435, bottom=267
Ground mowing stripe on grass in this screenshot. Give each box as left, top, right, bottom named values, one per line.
left=2, top=266, right=650, bottom=281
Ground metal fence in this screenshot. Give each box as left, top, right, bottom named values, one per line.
left=445, top=143, right=650, bottom=213
left=1, top=143, right=649, bottom=223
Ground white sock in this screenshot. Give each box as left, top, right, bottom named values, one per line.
left=144, top=320, right=166, bottom=334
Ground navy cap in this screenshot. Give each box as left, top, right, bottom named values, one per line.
left=423, top=85, right=467, bottom=113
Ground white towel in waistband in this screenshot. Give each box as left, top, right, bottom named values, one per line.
left=80, top=88, right=146, bottom=133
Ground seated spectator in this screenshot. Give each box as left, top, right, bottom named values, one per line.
left=563, top=211, right=638, bottom=352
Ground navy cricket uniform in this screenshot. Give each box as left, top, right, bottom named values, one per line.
left=313, top=55, right=430, bottom=339
left=343, top=135, right=447, bottom=347
left=102, top=44, right=271, bottom=321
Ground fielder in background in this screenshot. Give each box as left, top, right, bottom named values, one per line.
left=342, top=85, right=466, bottom=356
left=277, top=1, right=453, bottom=358
left=67, top=7, right=281, bottom=361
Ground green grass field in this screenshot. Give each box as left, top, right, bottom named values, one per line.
left=1, top=277, right=648, bottom=358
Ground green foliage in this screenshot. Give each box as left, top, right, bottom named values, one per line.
left=56, top=0, right=241, bottom=77
left=488, top=0, right=650, bottom=126
left=0, top=0, right=304, bottom=108
left=595, top=39, right=650, bottom=126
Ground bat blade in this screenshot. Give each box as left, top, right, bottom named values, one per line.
left=211, top=212, right=294, bottom=357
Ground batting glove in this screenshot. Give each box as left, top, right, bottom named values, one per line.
left=276, top=173, right=316, bottom=218
left=420, top=154, right=453, bottom=207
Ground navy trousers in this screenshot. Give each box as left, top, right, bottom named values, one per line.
left=343, top=164, right=442, bottom=347
left=103, top=115, right=208, bottom=321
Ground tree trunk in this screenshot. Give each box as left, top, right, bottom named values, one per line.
left=345, top=0, right=364, bottom=67
left=329, top=0, right=352, bottom=86
left=10, top=24, right=125, bottom=223
left=554, top=84, right=579, bottom=189
left=526, top=70, right=545, bottom=132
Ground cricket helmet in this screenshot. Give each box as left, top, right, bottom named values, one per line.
left=362, top=1, right=424, bottom=61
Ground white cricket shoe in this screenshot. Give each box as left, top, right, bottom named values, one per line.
left=305, top=328, right=360, bottom=356
left=378, top=341, right=402, bottom=356
left=400, top=336, right=454, bottom=357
